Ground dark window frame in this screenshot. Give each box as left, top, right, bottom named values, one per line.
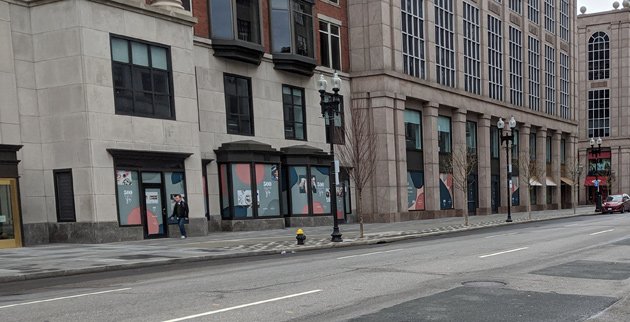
left=319, top=19, right=341, bottom=70
left=270, top=0, right=315, bottom=58
left=110, top=35, right=175, bottom=120
left=54, top=169, right=76, bottom=223
left=209, top=0, right=262, bottom=45
left=546, top=136, right=552, bottom=164
left=560, top=138, right=566, bottom=164
left=405, top=109, right=423, bottom=151
left=224, top=73, right=255, bottom=136
left=282, top=85, right=307, bottom=141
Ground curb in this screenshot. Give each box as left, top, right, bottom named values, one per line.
left=0, top=211, right=597, bottom=284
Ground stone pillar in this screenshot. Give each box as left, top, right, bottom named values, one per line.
left=452, top=109, right=467, bottom=213
left=477, top=115, right=492, bottom=215
left=552, top=131, right=562, bottom=207
left=364, top=92, right=406, bottom=219
left=151, top=0, right=184, bottom=10
left=536, top=128, right=548, bottom=206
left=519, top=124, right=531, bottom=211
left=423, top=102, right=440, bottom=211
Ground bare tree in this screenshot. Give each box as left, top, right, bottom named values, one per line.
left=517, top=154, right=545, bottom=220
left=337, top=100, right=377, bottom=238
left=443, top=147, right=477, bottom=226
left=606, top=171, right=616, bottom=195
left=564, top=158, right=584, bottom=215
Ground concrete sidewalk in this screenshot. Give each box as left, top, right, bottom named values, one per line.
left=0, top=207, right=597, bottom=283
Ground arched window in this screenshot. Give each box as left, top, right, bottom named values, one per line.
left=588, top=32, right=610, bottom=80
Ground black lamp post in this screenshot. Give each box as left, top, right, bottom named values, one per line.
left=497, top=116, right=517, bottom=222
left=590, top=137, right=603, bottom=212
left=318, top=72, right=343, bottom=242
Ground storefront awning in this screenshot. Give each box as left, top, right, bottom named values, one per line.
left=546, top=177, right=557, bottom=187
left=529, top=178, right=543, bottom=186
left=561, top=177, right=574, bottom=186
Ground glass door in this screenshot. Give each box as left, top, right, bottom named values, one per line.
left=0, top=179, right=21, bottom=248
left=143, top=186, right=167, bottom=238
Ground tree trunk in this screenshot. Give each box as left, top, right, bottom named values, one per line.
left=527, top=185, right=532, bottom=220
left=573, top=185, right=577, bottom=215
left=463, top=194, right=469, bottom=226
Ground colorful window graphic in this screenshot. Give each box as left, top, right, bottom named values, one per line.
left=219, top=162, right=281, bottom=218
left=116, top=170, right=141, bottom=226
left=440, top=173, right=454, bottom=210
left=407, top=171, right=425, bottom=211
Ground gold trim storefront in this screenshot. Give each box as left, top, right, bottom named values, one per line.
left=0, top=145, right=23, bottom=248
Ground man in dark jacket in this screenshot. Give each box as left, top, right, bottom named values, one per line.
left=172, top=194, right=189, bottom=239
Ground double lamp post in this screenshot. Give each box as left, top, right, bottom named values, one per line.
left=497, top=116, right=517, bottom=223
left=589, top=137, right=603, bottom=211
left=318, top=72, right=343, bottom=242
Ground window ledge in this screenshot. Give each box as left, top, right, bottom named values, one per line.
left=272, top=53, right=317, bottom=76
left=211, top=39, right=265, bottom=65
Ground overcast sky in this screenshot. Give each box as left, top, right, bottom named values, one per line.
left=577, top=0, right=620, bottom=13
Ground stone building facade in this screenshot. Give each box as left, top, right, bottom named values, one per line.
left=349, top=0, right=579, bottom=222
left=0, top=0, right=353, bottom=247
left=577, top=5, right=630, bottom=205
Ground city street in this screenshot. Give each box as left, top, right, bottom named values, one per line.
left=1, top=214, right=630, bottom=321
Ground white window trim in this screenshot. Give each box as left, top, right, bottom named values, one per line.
left=316, top=14, right=342, bottom=26
left=588, top=89, right=610, bottom=138
left=544, top=45, right=556, bottom=115
left=560, top=52, right=570, bottom=119
left=319, top=19, right=342, bottom=71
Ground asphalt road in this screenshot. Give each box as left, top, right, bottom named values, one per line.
left=2, top=214, right=630, bottom=321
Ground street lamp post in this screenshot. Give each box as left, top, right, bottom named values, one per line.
left=590, top=137, right=603, bottom=212
left=497, top=116, right=517, bottom=223
left=318, top=72, right=343, bottom=242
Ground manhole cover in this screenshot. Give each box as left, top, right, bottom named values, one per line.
left=461, top=280, right=507, bottom=287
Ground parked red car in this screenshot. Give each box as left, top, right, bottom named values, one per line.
left=602, top=194, right=630, bottom=214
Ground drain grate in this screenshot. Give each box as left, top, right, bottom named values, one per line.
left=462, top=280, right=507, bottom=288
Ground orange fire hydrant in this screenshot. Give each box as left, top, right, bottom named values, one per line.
left=296, top=228, right=306, bottom=245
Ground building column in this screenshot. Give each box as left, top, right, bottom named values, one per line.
left=519, top=124, right=531, bottom=210
left=477, top=115, right=492, bottom=215
left=551, top=131, right=562, bottom=208
left=536, top=127, right=548, bottom=206
left=423, top=102, right=440, bottom=211
left=452, top=109, right=467, bottom=213
left=151, top=0, right=185, bottom=10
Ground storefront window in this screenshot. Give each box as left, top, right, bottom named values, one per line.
left=466, top=121, right=477, bottom=154
left=256, top=164, right=281, bottom=216
left=512, top=176, right=520, bottom=206
left=231, top=163, right=254, bottom=218
left=312, top=167, right=331, bottom=214
left=289, top=166, right=309, bottom=215
left=116, top=170, right=141, bottom=226
left=407, top=171, right=425, bottom=210
left=491, top=127, right=499, bottom=159
left=220, top=164, right=230, bottom=218
left=438, top=116, right=452, bottom=153
left=405, top=110, right=422, bottom=150
left=165, top=172, right=186, bottom=215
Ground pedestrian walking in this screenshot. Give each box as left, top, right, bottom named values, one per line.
left=172, top=194, right=189, bottom=239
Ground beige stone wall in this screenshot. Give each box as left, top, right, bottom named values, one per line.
left=577, top=9, right=630, bottom=204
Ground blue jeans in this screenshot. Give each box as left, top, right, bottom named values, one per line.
left=178, top=217, right=187, bottom=237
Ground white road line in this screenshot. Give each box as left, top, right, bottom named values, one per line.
left=479, top=247, right=529, bottom=258
left=162, top=289, right=322, bottom=322
left=589, top=229, right=615, bottom=236
left=0, top=288, right=132, bottom=310
left=336, top=249, right=403, bottom=260
left=484, top=232, right=518, bottom=239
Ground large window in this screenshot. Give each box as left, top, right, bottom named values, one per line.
left=285, top=165, right=333, bottom=215
left=528, top=0, right=539, bottom=24
left=271, top=0, right=314, bottom=58
left=319, top=20, right=341, bottom=70
left=559, top=0, right=569, bottom=42
left=210, top=0, right=261, bottom=44
left=588, top=32, right=610, bottom=81
left=405, top=110, right=422, bottom=150
left=282, top=85, right=306, bottom=140
left=546, top=136, right=551, bottom=164
left=466, top=121, right=477, bottom=154
left=544, top=0, right=555, bottom=34
left=528, top=36, right=541, bottom=111
left=491, top=127, right=499, bottom=159
left=509, top=0, right=522, bottom=14
left=401, top=0, right=425, bottom=78
left=509, top=26, right=523, bottom=106
left=560, top=52, right=570, bottom=119
left=529, top=132, right=536, bottom=160
left=54, top=170, right=76, bottom=222
left=463, top=2, right=481, bottom=95
left=435, top=0, right=455, bottom=87
left=219, top=163, right=281, bottom=218
left=560, top=138, right=566, bottom=164
left=488, top=15, right=503, bottom=101
left=323, top=93, right=345, bottom=144
left=224, top=74, right=254, bottom=136
left=438, top=116, right=452, bottom=154
left=588, top=89, right=610, bottom=138
left=111, top=36, right=174, bottom=119
left=544, top=45, right=556, bottom=115
left=511, top=129, right=519, bottom=163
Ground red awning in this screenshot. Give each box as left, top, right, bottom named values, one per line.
left=584, top=176, right=607, bottom=187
